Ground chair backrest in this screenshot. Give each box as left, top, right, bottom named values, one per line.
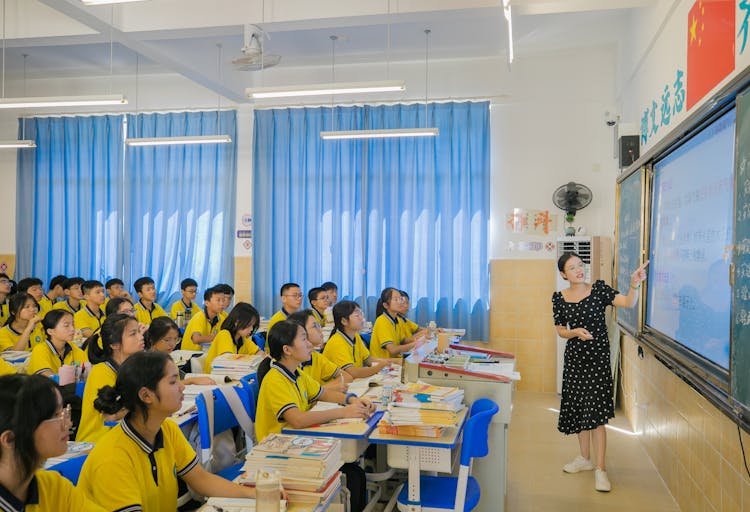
left=460, top=398, right=499, bottom=467
left=239, top=376, right=259, bottom=422
left=360, top=332, right=372, bottom=349
left=196, top=385, right=255, bottom=450
left=252, top=332, right=266, bottom=352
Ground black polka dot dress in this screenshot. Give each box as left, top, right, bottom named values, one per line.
left=551, top=280, right=617, bottom=434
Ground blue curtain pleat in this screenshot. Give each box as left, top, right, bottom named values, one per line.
left=253, top=102, right=489, bottom=339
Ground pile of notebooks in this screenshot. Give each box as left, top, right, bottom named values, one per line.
left=238, top=433, right=342, bottom=504
left=378, top=382, right=465, bottom=438
left=211, top=354, right=264, bottom=379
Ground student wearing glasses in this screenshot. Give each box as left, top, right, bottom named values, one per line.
left=0, top=374, right=105, bottom=511
left=144, top=317, right=216, bottom=385
left=0, top=274, right=13, bottom=325
left=204, top=302, right=265, bottom=372
left=266, top=283, right=303, bottom=331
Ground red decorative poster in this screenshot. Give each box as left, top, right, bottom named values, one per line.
left=686, top=0, right=735, bottom=110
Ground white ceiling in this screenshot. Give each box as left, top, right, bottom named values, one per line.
left=0, top=0, right=649, bottom=103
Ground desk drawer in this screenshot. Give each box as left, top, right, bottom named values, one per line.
left=386, top=444, right=453, bottom=472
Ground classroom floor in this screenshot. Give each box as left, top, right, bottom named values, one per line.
left=506, top=391, right=680, bottom=512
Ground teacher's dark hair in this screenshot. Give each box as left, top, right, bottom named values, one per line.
left=557, top=252, right=582, bottom=273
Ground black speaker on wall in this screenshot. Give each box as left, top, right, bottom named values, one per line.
left=619, top=135, right=640, bottom=168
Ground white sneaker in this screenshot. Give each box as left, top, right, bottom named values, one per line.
left=594, top=468, right=611, bottom=492
left=563, top=456, right=595, bottom=473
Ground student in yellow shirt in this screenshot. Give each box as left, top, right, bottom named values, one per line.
left=39, top=275, right=67, bottom=315
left=396, top=290, right=430, bottom=341
left=0, top=374, right=105, bottom=511
left=103, top=278, right=132, bottom=311
left=287, top=310, right=351, bottom=392
left=0, top=293, right=45, bottom=352
left=267, top=282, right=303, bottom=331
left=52, top=277, right=84, bottom=314
left=214, top=283, right=235, bottom=315
left=78, top=351, right=259, bottom=511
left=0, top=274, right=12, bottom=325
left=255, top=320, right=374, bottom=442
left=321, top=281, right=338, bottom=324
left=204, top=302, right=265, bottom=372
left=322, top=301, right=391, bottom=378
left=132, top=277, right=168, bottom=326
left=28, top=310, right=88, bottom=376
left=181, top=286, right=225, bottom=351
left=144, top=317, right=214, bottom=385
left=17, top=278, right=46, bottom=314
left=307, top=287, right=329, bottom=328
left=169, top=278, right=199, bottom=322
left=104, top=297, right=135, bottom=317
left=74, top=280, right=106, bottom=339
left=369, top=288, right=425, bottom=359
left=76, top=314, right=144, bottom=442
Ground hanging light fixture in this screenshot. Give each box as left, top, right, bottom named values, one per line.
left=247, top=81, right=405, bottom=100
left=503, top=0, right=514, bottom=65
left=0, top=52, right=35, bottom=149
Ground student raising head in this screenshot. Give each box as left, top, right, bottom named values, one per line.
left=255, top=320, right=374, bottom=442
left=133, top=277, right=168, bottom=326
left=0, top=374, right=105, bottom=511
left=17, top=278, right=45, bottom=312
left=104, top=297, right=135, bottom=317
left=77, top=314, right=144, bottom=442
left=74, top=280, right=106, bottom=339
left=52, top=277, right=84, bottom=314
left=0, top=274, right=12, bottom=325
left=78, top=351, right=258, bottom=511
left=169, top=278, right=199, bottom=321
left=0, top=292, right=45, bottom=352
left=287, top=309, right=351, bottom=392
left=307, top=287, right=329, bottom=328
left=181, top=286, right=225, bottom=351
left=395, top=290, right=429, bottom=342
left=369, top=287, right=424, bottom=359
left=144, top=317, right=215, bottom=386
left=204, top=302, right=264, bottom=373
left=42, top=275, right=68, bottom=314
left=28, top=310, right=88, bottom=377
left=267, top=283, right=303, bottom=331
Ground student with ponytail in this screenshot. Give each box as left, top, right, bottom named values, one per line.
left=144, top=317, right=215, bottom=385
left=76, top=313, right=144, bottom=442
left=0, top=374, right=104, bottom=511
left=0, top=293, right=45, bottom=352
left=204, top=302, right=265, bottom=372
left=28, top=310, right=88, bottom=376
left=368, top=288, right=424, bottom=359
left=78, top=351, right=258, bottom=511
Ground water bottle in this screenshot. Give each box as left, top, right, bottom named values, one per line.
left=381, top=385, right=393, bottom=406
left=428, top=320, right=437, bottom=341
left=256, top=469, right=281, bottom=512
left=176, top=312, right=184, bottom=329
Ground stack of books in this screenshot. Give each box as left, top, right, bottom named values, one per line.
left=392, top=382, right=465, bottom=411
left=378, top=382, right=465, bottom=438
left=211, top=354, right=264, bottom=379
left=238, top=433, right=342, bottom=504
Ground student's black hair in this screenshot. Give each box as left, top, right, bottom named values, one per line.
left=321, top=282, right=338, bottom=292
left=17, top=277, right=43, bottom=293
left=105, top=297, right=134, bottom=317
left=257, top=320, right=304, bottom=385
left=144, top=316, right=180, bottom=350
left=94, top=351, right=172, bottom=423
left=399, top=290, right=410, bottom=299
left=308, top=287, right=326, bottom=304
left=220, top=302, right=260, bottom=348
left=49, top=275, right=68, bottom=290
left=203, top=286, right=219, bottom=302
left=105, top=278, right=124, bottom=290
left=87, top=313, right=138, bottom=364
left=279, top=282, right=300, bottom=296
left=62, top=277, right=84, bottom=290
left=557, top=252, right=582, bottom=274
left=180, top=278, right=198, bottom=290
left=8, top=280, right=16, bottom=296
left=81, top=280, right=104, bottom=295
left=214, top=283, right=234, bottom=295
left=42, top=309, right=73, bottom=341
left=0, top=374, right=62, bottom=481
left=287, top=309, right=313, bottom=328
left=375, top=288, right=399, bottom=317
left=0, top=272, right=10, bottom=281
left=331, top=300, right=361, bottom=337
left=133, top=277, right=154, bottom=294
left=5, top=293, right=39, bottom=326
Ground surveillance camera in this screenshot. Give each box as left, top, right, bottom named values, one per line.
left=605, top=110, right=619, bottom=127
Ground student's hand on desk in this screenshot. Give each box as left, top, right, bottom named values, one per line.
left=342, top=401, right=373, bottom=420
left=356, top=397, right=376, bottom=415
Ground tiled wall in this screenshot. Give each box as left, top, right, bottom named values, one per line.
left=621, top=334, right=750, bottom=512
left=489, top=259, right=558, bottom=392
left=234, top=256, right=253, bottom=304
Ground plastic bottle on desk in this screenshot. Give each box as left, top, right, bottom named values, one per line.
left=176, top=312, right=184, bottom=329
left=256, top=469, right=281, bottom=512
left=428, top=320, right=437, bottom=341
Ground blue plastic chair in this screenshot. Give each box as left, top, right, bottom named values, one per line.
left=360, top=332, right=372, bottom=349
left=49, top=455, right=88, bottom=485
left=252, top=332, right=266, bottom=352
left=239, top=376, right=259, bottom=422
left=397, top=398, right=499, bottom=512
left=195, top=385, right=256, bottom=481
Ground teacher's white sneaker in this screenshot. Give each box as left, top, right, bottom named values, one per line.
left=563, top=456, right=595, bottom=473
left=594, top=468, right=611, bottom=492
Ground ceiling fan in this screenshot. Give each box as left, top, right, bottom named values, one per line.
left=231, top=25, right=281, bottom=71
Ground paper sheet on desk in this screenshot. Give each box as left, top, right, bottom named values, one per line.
left=467, top=362, right=521, bottom=380
left=202, top=497, right=287, bottom=512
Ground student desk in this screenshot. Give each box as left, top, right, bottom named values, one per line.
left=368, top=407, right=469, bottom=512
left=281, top=411, right=384, bottom=463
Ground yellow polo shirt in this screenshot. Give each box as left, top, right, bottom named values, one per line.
left=28, top=340, right=88, bottom=375
left=323, top=331, right=371, bottom=370
left=181, top=309, right=224, bottom=351
left=299, top=350, right=340, bottom=386
left=204, top=329, right=261, bottom=373
left=76, top=361, right=118, bottom=442
left=311, top=308, right=327, bottom=328
left=133, top=301, right=168, bottom=326
left=366, top=313, right=401, bottom=359
left=266, top=309, right=292, bottom=332
left=0, top=323, right=46, bottom=352
left=0, top=357, right=16, bottom=376
left=52, top=300, right=83, bottom=314
left=38, top=295, right=54, bottom=316
left=398, top=316, right=419, bottom=338
left=0, top=469, right=105, bottom=512
left=169, top=299, right=200, bottom=321
left=255, top=361, right=322, bottom=441
left=0, top=301, right=8, bottom=326
left=79, top=418, right=198, bottom=512
left=74, top=306, right=106, bottom=336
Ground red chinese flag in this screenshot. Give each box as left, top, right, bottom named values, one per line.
left=686, top=0, right=735, bottom=110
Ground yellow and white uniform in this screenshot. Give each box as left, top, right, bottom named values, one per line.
left=0, top=469, right=105, bottom=512
left=52, top=300, right=82, bottom=314
left=311, top=308, right=327, bottom=328
left=169, top=299, right=199, bottom=321
left=322, top=331, right=371, bottom=370
left=28, top=340, right=88, bottom=375
left=299, top=350, right=340, bottom=386
left=266, top=308, right=292, bottom=332
left=76, top=361, right=118, bottom=442
left=74, top=306, right=106, bottom=336
left=255, top=361, right=323, bottom=441
left=0, top=323, right=46, bottom=352
left=133, top=300, right=167, bottom=326
left=0, top=357, right=16, bottom=375
left=0, top=301, right=9, bottom=326
left=38, top=295, right=54, bottom=316
left=181, top=309, right=224, bottom=351
left=368, top=313, right=401, bottom=359
left=397, top=316, right=419, bottom=339
left=78, top=418, right=199, bottom=512
left=204, top=329, right=260, bottom=373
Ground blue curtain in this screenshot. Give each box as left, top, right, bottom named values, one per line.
left=253, top=102, right=490, bottom=339
left=125, top=111, right=238, bottom=305
left=16, top=115, right=124, bottom=283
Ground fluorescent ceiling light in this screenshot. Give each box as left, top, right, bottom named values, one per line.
left=503, top=0, right=514, bottom=64
left=0, top=140, right=36, bottom=149
left=0, top=95, right=127, bottom=109
left=320, top=128, right=438, bottom=140
left=80, top=0, right=148, bottom=5
left=125, top=135, right=232, bottom=147
left=247, top=80, right=405, bottom=99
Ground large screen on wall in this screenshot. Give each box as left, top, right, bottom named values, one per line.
left=646, top=108, right=735, bottom=369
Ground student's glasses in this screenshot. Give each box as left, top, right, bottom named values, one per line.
left=160, top=336, right=180, bottom=346
left=42, top=404, right=72, bottom=428
left=0, top=279, right=9, bottom=285
left=283, top=293, right=303, bottom=299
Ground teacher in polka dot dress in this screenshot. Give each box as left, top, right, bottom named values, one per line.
left=551, top=252, right=648, bottom=493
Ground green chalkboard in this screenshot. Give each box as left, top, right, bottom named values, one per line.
left=732, top=90, right=750, bottom=410
left=615, top=168, right=645, bottom=335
